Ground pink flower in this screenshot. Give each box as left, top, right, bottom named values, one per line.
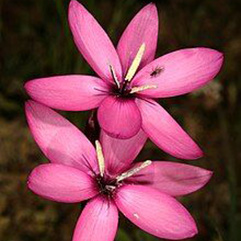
left=26, top=100, right=213, bottom=241
left=25, top=0, right=224, bottom=159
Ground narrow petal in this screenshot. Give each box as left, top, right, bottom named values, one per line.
left=136, top=99, right=203, bottom=159
left=73, top=196, right=118, bottom=241
left=127, top=161, right=213, bottom=196
left=97, top=96, right=142, bottom=139
left=25, top=100, right=97, bottom=173
left=115, top=185, right=197, bottom=240
left=132, top=48, right=224, bottom=98
left=28, top=164, right=97, bottom=203
left=68, top=0, right=122, bottom=82
left=100, top=129, right=147, bottom=175
left=117, top=3, right=158, bottom=75
left=25, top=75, right=109, bottom=111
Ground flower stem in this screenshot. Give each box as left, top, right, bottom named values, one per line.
left=84, top=110, right=100, bottom=144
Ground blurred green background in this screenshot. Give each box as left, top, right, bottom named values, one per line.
left=1, top=0, right=241, bottom=240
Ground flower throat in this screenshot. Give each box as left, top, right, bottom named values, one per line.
left=109, top=43, right=157, bottom=98
left=94, top=141, right=152, bottom=197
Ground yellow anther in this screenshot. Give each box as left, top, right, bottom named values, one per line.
left=125, top=43, right=146, bottom=82
left=130, top=85, right=158, bottom=94
left=116, top=160, right=152, bottom=182
left=95, top=140, right=105, bottom=177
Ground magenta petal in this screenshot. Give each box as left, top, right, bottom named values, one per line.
left=100, top=129, right=147, bottom=175
left=117, top=3, right=158, bottom=74
left=73, top=196, right=118, bottom=241
left=137, top=99, right=203, bottom=159
left=133, top=48, right=224, bottom=98
left=25, top=100, right=97, bottom=173
left=25, top=75, right=109, bottom=111
left=68, top=0, right=122, bottom=82
left=127, top=161, right=212, bottom=196
left=115, top=185, right=197, bottom=240
left=97, top=96, right=142, bottom=139
left=28, top=164, right=97, bottom=203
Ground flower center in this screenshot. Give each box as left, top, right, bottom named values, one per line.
left=95, top=174, right=118, bottom=197
left=109, top=43, right=157, bottom=97
left=111, top=79, right=132, bottom=97
left=94, top=141, right=152, bottom=197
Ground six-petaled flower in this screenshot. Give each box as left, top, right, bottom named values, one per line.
left=25, top=100, right=213, bottom=241
left=25, top=0, right=224, bottom=160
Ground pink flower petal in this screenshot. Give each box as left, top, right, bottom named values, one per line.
left=25, top=100, right=97, bottom=173
left=132, top=48, right=224, bottom=98
left=115, top=185, right=197, bottom=240
left=136, top=99, right=203, bottom=159
left=73, top=196, right=118, bottom=241
left=100, top=129, right=147, bottom=175
left=25, top=75, right=109, bottom=111
left=117, top=3, right=158, bottom=75
left=68, top=0, right=122, bottom=83
left=28, top=164, right=97, bottom=203
left=97, top=96, right=142, bottom=139
left=127, top=161, right=213, bottom=196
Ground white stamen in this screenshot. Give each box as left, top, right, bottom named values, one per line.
left=116, top=160, right=152, bottom=182
left=130, top=85, right=158, bottom=94
left=125, top=43, right=146, bottom=82
left=95, top=140, right=105, bottom=177
left=109, top=65, right=120, bottom=89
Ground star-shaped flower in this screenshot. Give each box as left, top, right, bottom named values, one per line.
left=26, top=100, right=213, bottom=241
left=25, top=0, right=224, bottom=159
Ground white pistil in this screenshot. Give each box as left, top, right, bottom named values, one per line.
left=95, top=140, right=105, bottom=177
left=125, top=43, right=146, bottom=82
left=109, top=65, right=120, bottom=89
left=116, top=160, right=152, bottom=182
left=130, top=85, right=158, bottom=94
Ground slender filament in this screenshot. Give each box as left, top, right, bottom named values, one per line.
left=109, top=65, right=120, bottom=88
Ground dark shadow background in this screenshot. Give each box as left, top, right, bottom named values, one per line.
left=1, top=0, right=241, bottom=240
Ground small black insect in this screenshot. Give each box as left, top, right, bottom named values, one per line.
left=150, top=66, right=164, bottom=77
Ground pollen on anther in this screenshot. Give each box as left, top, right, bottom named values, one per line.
left=116, top=160, right=152, bottom=182
left=125, top=43, right=146, bottom=82
left=95, top=140, right=105, bottom=177
left=130, top=85, right=157, bottom=94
